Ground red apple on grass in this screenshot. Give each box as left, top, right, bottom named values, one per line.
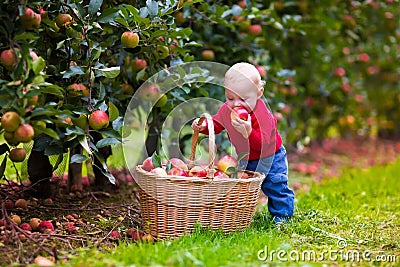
left=1, top=111, right=21, bottom=132
left=216, top=155, right=238, bottom=175
left=38, top=221, right=54, bottom=233
left=121, top=32, right=139, bottom=48
left=231, top=106, right=249, bottom=121
left=20, top=223, right=32, bottom=232
left=89, top=110, right=109, bottom=130
left=9, top=148, right=26, bottom=162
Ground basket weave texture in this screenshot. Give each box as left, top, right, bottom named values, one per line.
left=136, top=113, right=265, bottom=239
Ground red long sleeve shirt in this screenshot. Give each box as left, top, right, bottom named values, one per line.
left=201, top=99, right=282, bottom=160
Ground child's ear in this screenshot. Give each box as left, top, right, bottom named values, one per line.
left=257, top=87, right=264, bottom=98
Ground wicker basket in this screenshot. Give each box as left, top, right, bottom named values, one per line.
left=136, top=113, right=265, bottom=239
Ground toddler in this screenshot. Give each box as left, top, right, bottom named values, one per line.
left=192, top=62, right=295, bottom=223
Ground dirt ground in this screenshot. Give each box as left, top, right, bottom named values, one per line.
left=1, top=138, right=399, bottom=266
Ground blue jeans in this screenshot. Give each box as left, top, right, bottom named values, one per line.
left=240, top=146, right=295, bottom=220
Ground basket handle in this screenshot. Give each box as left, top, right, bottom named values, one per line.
left=189, top=113, right=216, bottom=178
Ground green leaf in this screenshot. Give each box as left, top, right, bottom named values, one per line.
left=108, top=101, right=119, bottom=122
left=0, top=144, right=9, bottom=155
left=152, top=154, right=162, bottom=168
left=0, top=157, right=7, bottom=180
left=32, top=57, right=46, bottom=74
left=165, top=161, right=173, bottom=173
left=96, top=138, right=120, bottom=148
left=90, top=47, right=102, bottom=61
left=71, top=154, right=88, bottom=163
left=52, top=154, right=65, bottom=172
left=39, top=127, right=60, bottom=140
left=114, top=17, right=129, bottom=27
left=147, top=0, right=158, bottom=17
left=89, top=0, right=103, bottom=15
left=96, top=67, right=120, bottom=78
left=63, top=66, right=85, bottom=79
left=97, top=8, right=119, bottom=23
left=38, top=84, right=64, bottom=98
left=79, top=136, right=92, bottom=155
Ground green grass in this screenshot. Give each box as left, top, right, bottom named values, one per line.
left=47, top=160, right=400, bottom=266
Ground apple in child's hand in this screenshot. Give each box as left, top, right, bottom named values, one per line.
left=217, top=155, right=238, bottom=175
left=231, top=107, right=249, bottom=121
left=168, top=158, right=188, bottom=171
left=167, top=167, right=188, bottom=177
left=188, top=166, right=208, bottom=177
left=142, top=157, right=155, bottom=171
left=150, top=167, right=167, bottom=176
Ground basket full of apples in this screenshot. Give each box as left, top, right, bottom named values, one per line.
left=135, top=113, right=265, bottom=239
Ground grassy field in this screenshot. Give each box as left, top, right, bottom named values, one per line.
left=42, top=159, right=400, bottom=267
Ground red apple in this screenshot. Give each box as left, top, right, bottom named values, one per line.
left=55, top=13, right=73, bottom=28
left=9, top=148, right=26, bottom=162
left=38, top=221, right=54, bottom=233
left=334, top=67, right=346, bottom=77
left=168, top=158, right=188, bottom=171
left=110, top=230, right=121, bottom=239
left=15, top=124, right=34, bottom=143
left=127, top=228, right=145, bottom=240
left=20, top=223, right=32, bottom=232
left=231, top=106, right=249, bottom=121
left=248, top=24, right=262, bottom=36
left=201, top=50, right=215, bottom=61
left=358, top=53, right=370, bottom=62
left=20, top=8, right=41, bottom=30
left=139, top=84, right=160, bottom=101
left=216, top=155, right=237, bottom=175
left=188, top=165, right=208, bottom=177
left=167, top=167, right=188, bottom=177
left=132, top=59, right=147, bottom=71
left=121, top=32, right=139, bottom=48
left=142, top=157, right=155, bottom=171
left=0, top=49, right=18, bottom=70
left=1, top=111, right=21, bottom=132
left=89, top=110, right=109, bottom=130
left=214, top=170, right=229, bottom=178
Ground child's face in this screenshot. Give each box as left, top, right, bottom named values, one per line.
left=225, top=83, right=263, bottom=112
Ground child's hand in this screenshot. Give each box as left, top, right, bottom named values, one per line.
left=231, top=114, right=252, bottom=138
left=191, top=118, right=207, bottom=132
